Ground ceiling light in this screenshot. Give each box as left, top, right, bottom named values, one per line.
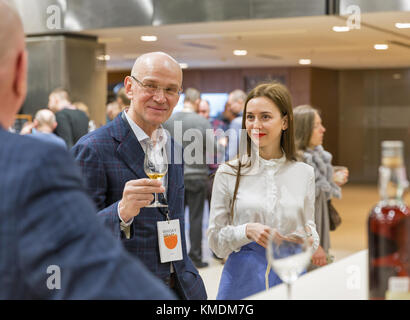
left=298, top=59, right=311, bottom=65
left=233, top=50, right=247, bottom=56
left=374, top=44, right=388, bottom=50
left=179, top=63, right=188, bottom=69
left=332, top=26, right=350, bottom=32
left=96, top=54, right=110, bottom=61
left=395, top=23, right=410, bottom=29
left=141, top=35, right=157, bottom=42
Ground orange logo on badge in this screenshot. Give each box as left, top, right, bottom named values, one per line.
left=164, top=234, right=178, bottom=249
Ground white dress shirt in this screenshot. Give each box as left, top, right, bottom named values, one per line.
left=207, top=154, right=320, bottom=259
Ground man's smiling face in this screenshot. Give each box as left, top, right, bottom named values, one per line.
left=125, top=53, right=182, bottom=136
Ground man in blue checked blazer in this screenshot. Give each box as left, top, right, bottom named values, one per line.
left=72, top=52, right=207, bottom=300
left=0, top=1, right=174, bottom=300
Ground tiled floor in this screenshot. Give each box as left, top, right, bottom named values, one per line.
left=184, top=184, right=408, bottom=300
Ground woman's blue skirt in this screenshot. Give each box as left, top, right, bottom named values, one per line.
left=216, top=242, right=305, bottom=300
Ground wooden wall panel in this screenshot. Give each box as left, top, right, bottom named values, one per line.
left=108, top=70, right=129, bottom=86
left=339, top=71, right=368, bottom=182
left=288, top=67, right=311, bottom=108
left=310, top=68, right=339, bottom=164
left=338, top=68, right=410, bottom=183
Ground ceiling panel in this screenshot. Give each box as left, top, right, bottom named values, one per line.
left=80, top=11, right=410, bottom=70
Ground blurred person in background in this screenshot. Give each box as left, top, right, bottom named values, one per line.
left=164, top=88, right=214, bottom=269
left=116, top=87, right=131, bottom=111
left=226, top=89, right=247, bottom=160
left=293, top=104, right=349, bottom=267
left=20, top=108, right=66, bottom=149
left=0, top=0, right=175, bottom=300
left=212, top=100, right=236, bottom=134
left=198, top=99, right=210, bottom=120
left=73, top=101, right=97, bottom=132
left=106, top=100, right=122, bottom=123
left=48, top=88, right=89, bottom=148
left=197, top=99, right=228, bottom=264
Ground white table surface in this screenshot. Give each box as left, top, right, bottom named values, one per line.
left=246, top=249, right=369, bottom=300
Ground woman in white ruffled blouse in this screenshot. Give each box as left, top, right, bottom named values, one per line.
left=207, top=82, right=327, bottom=300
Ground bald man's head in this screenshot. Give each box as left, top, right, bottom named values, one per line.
left=124, top=52, right=183, bottom=136
left=131, top=52, right=182, bottom=84
left=0, top=1, right=24, bottom=62
left=0, top=0, right=27, bottom=129
left=34, top=109, right=57, bottom=132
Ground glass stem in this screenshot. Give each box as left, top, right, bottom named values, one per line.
left=154, top=192, right=158, bottom=204
left=287, top=283, right=292, bottom=300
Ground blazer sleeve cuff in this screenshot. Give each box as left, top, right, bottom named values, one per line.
left=97, top=201, right=122, bottom=240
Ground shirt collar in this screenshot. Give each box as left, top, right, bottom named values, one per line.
left=124, top=110, right=150, bottom=143
left=259, top=151, right=287, bottom=167
left=124, top=110, right=167, bottom=148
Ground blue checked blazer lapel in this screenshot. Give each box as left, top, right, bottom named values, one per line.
left=111, top=113, right=147, bottom=180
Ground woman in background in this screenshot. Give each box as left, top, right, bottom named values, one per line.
left=293, top=105, right=349, bottom=265
left=208, top=83, right=326, bottom=300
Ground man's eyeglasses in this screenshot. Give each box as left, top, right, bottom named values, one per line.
left=130, top=75, right=182, bottom=97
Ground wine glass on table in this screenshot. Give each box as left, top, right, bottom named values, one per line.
left=266, top=212, right=314, bottom=300
left=144, top=141, right=168, bottom=208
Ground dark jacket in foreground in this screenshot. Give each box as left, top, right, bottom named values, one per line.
left=0, top=127, right=175, bottom=299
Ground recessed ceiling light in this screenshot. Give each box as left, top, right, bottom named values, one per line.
left=374, top=44, right=388, bottom=50
left=141, top=35, right=157, bottom=42
left=233, top=50, right=247, bottom=56
left=299, top=59, right=311, bottom=65
left=96, top=54, right=110, bottom=61
left=395, top=23, right=410, bottom=29
left=332, top=26, right=350, bottom=32
left=179, top=63, right=188, bottom=69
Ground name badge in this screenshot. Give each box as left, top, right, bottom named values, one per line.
left=157, top=219, right=183, bottom=263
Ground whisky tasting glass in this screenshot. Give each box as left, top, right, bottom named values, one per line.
left=266, top=212, right=314, bottom=300
left=144, top=141, right=168, bottom=208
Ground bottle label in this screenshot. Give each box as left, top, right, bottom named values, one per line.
left=388, top=276, right=410, bottom=293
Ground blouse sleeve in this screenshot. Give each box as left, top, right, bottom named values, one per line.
left=207, top=169, right=252, bottom=259
left=304, top=168, right=320, bottom=251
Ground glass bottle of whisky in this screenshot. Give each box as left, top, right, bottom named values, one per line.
left=368, top=141, right=410, bottom=300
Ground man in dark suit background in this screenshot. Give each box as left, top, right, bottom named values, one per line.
left=72, top=52, right=207, bottom=300
left=0, top=0, right=174, bottom=300
left=48, top=88, right=89, bottom=148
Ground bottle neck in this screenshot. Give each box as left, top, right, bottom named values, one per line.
left=378, top=164, right=408, bottom=203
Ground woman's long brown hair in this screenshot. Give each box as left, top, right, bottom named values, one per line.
left=228, top=82, right=297, bottom=219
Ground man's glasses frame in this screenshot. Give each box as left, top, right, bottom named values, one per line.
left=130, top=75, right=183, bottom=97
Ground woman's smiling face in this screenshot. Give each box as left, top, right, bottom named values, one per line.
left=245, top=96, right=288, bottom=150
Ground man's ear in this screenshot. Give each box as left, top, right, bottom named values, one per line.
left=124, top=76, right=133, bottom=100
left=13, top=49, right=27, bottom=103
left=282, top=115, right=289, bottom=131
